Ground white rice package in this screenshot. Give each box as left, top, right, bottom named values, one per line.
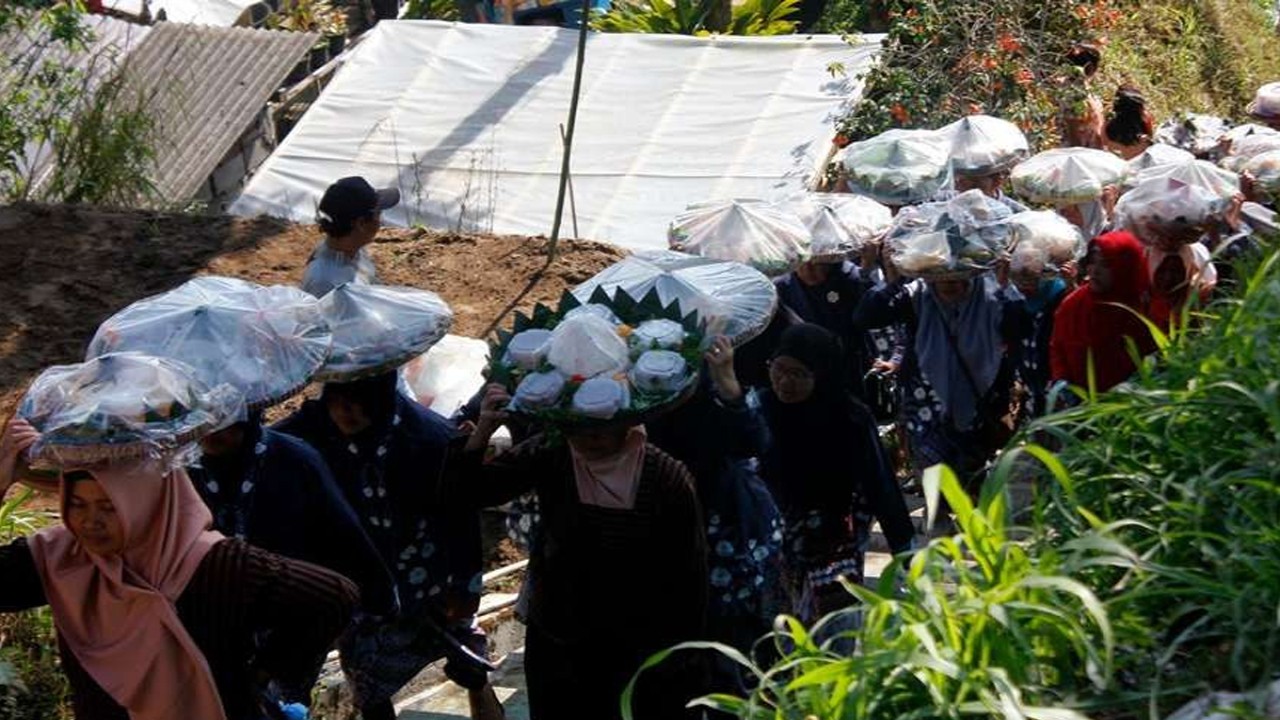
left=512, top=371, right=567, bottom=411
left=1244, top=150, right=1280, bottom=202
left=1132, top=158, right=1240, bottom=202
left=1155, top=114, right=1231, bottom=158
left=668, top=199, right=811, bottom=276
left=944, top=114, right=1030, bottom=176
left=629, top=319, right=685, bottom=352
left=1115, top=176, right=1226, bottom=244
left=547, top=313, right=630, bottom=379
left=841, top=128, right=953, bottom=205
left=630, top=351, right=689, bottom=394
left=1008, top=210, right=1085, bottom=269
left=572, top=377, right=631, bottom=419
left=1011, top=148, right=1127, bottom=205
left=505, top=329, right=553, bottom=371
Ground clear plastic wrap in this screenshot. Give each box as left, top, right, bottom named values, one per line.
left=572, top=250, right=777, bottom=346
left=399, top=334, right=491, bottom=418
left=1243, top=150, right=1280, bottom=203
left=87, top=276, right=332, bottom=411
left=1154, top=114, right=1231, bottom=158
left=1131, top=158, right=1240, bottom=202
left=1008, top=210, right=1085, bottom=271
left=547, top=313, right=631, bottom=378
left=1114, top=176, right=1227, bottom=245
left=781, top=194, right=892, bottom=260
left=315, top=283, right=453, bottom=383
left=1010, top=148, right=1127, bottom=206
left=1247, top=81, right=1280, bottom=120
left=668, top=199, right=811, bottom=276
left=884, top=190, right=1012, bottom=279
left=1221, top=123, right=1279, bottom=148
left=19, top=352, right=244, bottom=466
left=1221, top=134, right=1280, bottom=173
left=1124, top=144, right=1195, bottom=187
left=840, top=128, right=953, bottom=205
left=944, top=114, right=1030, bottom=176
left=489, top=289, right=702, bottom=427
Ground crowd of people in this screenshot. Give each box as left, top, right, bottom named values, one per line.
left=0, top=71, right=1277, bottom=720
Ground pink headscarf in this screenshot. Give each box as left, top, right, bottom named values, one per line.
left=570, top=425, right=648, bottom=510
left=26, top=459, right=228, bottom=720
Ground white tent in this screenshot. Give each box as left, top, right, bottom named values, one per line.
left=231, top=21, right=881, bottom=252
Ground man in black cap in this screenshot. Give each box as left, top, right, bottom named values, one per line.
left=302, top=176, right=401, bottom=297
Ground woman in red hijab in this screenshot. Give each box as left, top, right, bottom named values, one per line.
left=1050, top=231, right=1157, bottom=393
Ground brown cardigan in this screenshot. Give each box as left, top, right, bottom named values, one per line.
left=456, top=437, right=708, bottom=652
left=0, top=538, right=359, bottom=720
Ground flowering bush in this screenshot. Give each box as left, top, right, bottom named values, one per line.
left=836, top=0, right=1121, bottom=151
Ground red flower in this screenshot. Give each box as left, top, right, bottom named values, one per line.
left=967, top=102, right=984, bottom=115
left=889, top=103, right=911, bottom=124
left=996, top=33, right=1021, bottom=54
left=569, top=374, right=586, bottom=383
left=980, top=56, right=999, bottom=71
left=1014, top=68, right=1034, bottom=87
left=833, top=133, right=851, bottom=148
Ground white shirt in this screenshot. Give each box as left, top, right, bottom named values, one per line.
left=300, top=240, right=379, bottom=297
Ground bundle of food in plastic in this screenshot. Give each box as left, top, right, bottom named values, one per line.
left=573, top=250, right=777, bottom=346
left=1220, top=133, right=1280, bottom=172
left=1154, top=113, right=1231, bottom=159
left=1247, top=81, right=1280, bottom=122
left=1131, top=158, right=1240, bottom=202
left=1123, top=144, right=1195, bottom=188
left=1114, top=175, right=1228, bottom=245
left=668, top=199, right=811, bottom=276
left=87, top=276, right=332, bottom=411
left=490, top=289, right=705, bottom=425
left=19, top=352, right=244, bottom=466
left=1007, top=210, right=1085, bottom=276
left=883, top=189, right=1013, bottom=279
left=1221, top=123, right=1279, bottom=149
left=1010, top=148, right=1127, bottom=206
left=777, top=194, right=891, bottom=260
left=1243, top=150, right=1280, bottom=203
left=944, top=114, right=1030, bottom=176
left=840, top=128, right=952, bottom=205
left=316, top=283, right=453, bottom=382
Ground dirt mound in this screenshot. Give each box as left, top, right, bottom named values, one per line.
left=0, top=203, right=625, bottom=419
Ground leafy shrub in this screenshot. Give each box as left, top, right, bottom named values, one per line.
left=590, top=0, right=799, bottom=36
left=834, top=0, right=1119, bottom=150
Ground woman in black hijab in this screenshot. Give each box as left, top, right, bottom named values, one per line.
left=757, top=324, right=915, bottom=622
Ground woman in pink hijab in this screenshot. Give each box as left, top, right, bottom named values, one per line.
left=0, top=417, right=360, bottom=720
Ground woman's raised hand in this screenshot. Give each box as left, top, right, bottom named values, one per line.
left=0, top=417, right=40, bottom=495
left=704, top=336, right=743, bottom=403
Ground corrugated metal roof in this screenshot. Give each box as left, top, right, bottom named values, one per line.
left=117, top=23, right=317, bottom=206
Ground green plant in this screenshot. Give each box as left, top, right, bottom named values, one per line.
left=590, top=0, right=798, bottom=36
left=403, top=0, right=461, bottom=20
left=835, top=0, right=1119, bottom=150
left=0, top=489, right=68, bottom=720
left=628, top=460, right=1121, bottom=719
left=0, top=4, right=159, bottom=206
left=1025, top=248, right=1280, bottom=716
left=266, top=0, right=348, bottom=36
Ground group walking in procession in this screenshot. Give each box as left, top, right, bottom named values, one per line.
left=1, top=67, right=1279, bottom=720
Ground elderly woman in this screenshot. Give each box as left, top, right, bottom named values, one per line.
left=0, top=418, right=359, bottom=720
left=461, top=385, right=708, bottom=720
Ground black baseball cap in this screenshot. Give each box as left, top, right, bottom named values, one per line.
left=318, top=176, right=400, bottom=225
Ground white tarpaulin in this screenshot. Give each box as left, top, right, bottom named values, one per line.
left=231, top=21, right=880, bottom=252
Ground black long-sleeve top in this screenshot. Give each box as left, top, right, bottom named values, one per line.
left=188, top=424, right=398, bottom=615
left=0, top=538, right=358, bottom=720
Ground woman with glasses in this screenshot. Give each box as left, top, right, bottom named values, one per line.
left=756, top=324, right=915, bottom=624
